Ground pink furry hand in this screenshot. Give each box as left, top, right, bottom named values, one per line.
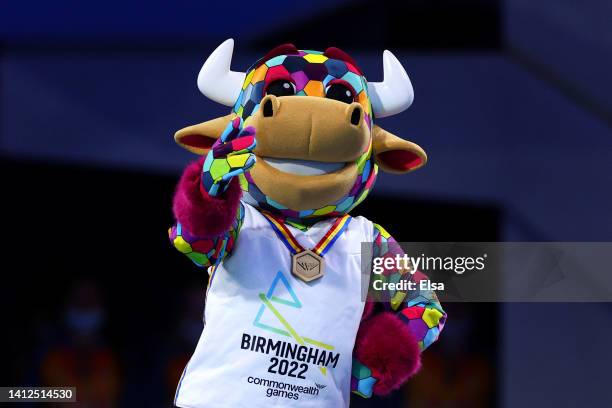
left=354, top=312, right=421, bottom=396
left=173, top=158, right=242, bottom=238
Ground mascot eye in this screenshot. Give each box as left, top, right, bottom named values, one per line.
left=265, top=80, right=296, bottom=97
left=325, top=83, right=355, bottom=104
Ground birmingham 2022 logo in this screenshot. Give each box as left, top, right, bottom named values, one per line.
left=249, top=271, right=338, bottom=377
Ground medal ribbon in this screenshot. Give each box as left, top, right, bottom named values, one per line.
left=261, top=212, right=352, bottom=257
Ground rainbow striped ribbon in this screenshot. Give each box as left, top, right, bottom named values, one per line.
left=261, top=211, right=352, bottom=257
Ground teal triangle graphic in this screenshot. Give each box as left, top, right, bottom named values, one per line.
left=253, top=271, right=301, bottom=335
left=266, top=270, right=302, bottom=308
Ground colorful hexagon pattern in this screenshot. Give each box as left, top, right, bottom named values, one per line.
left=351, top=359, right=377, bottom=398
left=229, top=49, right=377, bottom=221
left=168, top=204, right=244, bottom=269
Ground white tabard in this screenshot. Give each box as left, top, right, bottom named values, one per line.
left=175, top=202, right=373, bottom=408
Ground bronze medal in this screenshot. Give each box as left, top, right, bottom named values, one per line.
left=261, top=211, right=351, bottom=284
left=291, top=249, right=325, bottom=282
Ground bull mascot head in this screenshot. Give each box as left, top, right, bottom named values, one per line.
left=175, top=39, right=426, bottom=222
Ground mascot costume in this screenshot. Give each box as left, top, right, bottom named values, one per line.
left=169, top=39, right=446, bottom=407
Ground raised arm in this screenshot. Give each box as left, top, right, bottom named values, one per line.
left=168, top=118, right=256, bottom=268
left=351, top=223, right=447, bottom=398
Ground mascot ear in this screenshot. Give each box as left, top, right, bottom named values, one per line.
left=174, top=113, right=236, bottom=155
left=372, top=125, right=427, bottom=174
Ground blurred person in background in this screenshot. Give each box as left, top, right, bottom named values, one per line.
left=404, top=304, right=493, bottom=408
left=164, top=285, right=205, bottom=404
left=39, top=280, right=120, bottom=408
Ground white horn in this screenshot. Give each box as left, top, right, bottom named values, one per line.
left=197, top=38, right=246, bottom=107
left=368, top=50, right=414, bottom=118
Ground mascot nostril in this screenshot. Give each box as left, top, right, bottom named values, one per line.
left=171, top=39, right=445, bottom=407
left=263, top=98, right=274, bottom=117
left=350, top=106, right=362, bottom=126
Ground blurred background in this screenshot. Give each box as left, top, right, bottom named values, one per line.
left=1, top=0, right=611, bottom=406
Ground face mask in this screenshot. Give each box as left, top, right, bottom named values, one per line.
left=65, top=308, right=105, bottom=335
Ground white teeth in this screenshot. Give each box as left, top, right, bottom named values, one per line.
left=263, top=158, right=344, bottom=176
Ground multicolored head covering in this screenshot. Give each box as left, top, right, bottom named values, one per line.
left=191, top=39, right=418, bottom=224
left=232, top=47, right=378, bottom=222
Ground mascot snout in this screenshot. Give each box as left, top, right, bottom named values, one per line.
left=248, top=95, right=371, bottom=163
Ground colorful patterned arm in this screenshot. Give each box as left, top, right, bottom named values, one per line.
left=373, top=224, right=446, bottom=350
left=169, top=203, right=244, bottom=268
left=351, top=223, right=447, bottom=398
left=169, top=117, right=254, bottom=268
